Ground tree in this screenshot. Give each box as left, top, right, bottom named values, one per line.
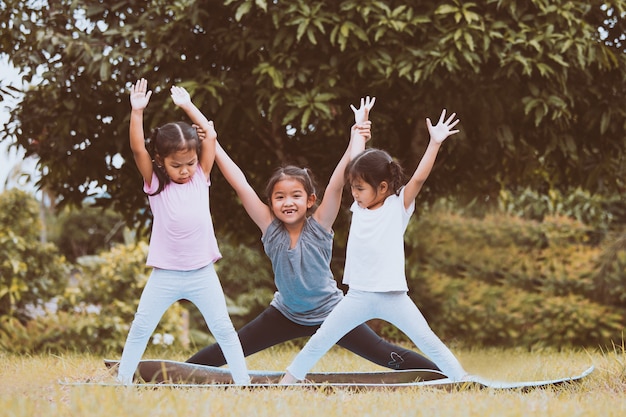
left=1, top=0, right=625, bottom=243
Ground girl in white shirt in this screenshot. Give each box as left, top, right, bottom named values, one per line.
left=281, top=109, right=469, bottom=383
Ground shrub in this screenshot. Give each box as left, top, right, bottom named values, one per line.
left=397, top=210, right=626, bottom=349
left=68, top=242, right=187, bottom=354
left=497, top=187, right=625, bottom=239
left=0, top=189, right=68, bottom=322
left=0, top=235, right=279, bottom=355
left=590, top=233, right=626, bottom=307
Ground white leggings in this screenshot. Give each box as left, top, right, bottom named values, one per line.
left=117, top=264, right=250, bottom=384
left=286, top=289, right=467, bottom=381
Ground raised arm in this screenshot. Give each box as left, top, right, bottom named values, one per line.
left=171, top=86, right=216, bottom=178
left=129, top=79, right=154, bottom=185
left=215, top=141, right=273, bottom=234
left=314, top=97, right=375, bottom=231
left=403, top=109, right=460, bottom=209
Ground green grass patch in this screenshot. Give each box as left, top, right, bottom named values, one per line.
left=1, top=344, right=624, bottom=417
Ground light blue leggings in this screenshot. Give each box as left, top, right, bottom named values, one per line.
left=286, top=289, right=467, bottom=381
left=117, top=264, right=250, bottom=384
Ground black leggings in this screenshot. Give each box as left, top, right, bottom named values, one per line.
left=186, top=305, right=440, bottom=371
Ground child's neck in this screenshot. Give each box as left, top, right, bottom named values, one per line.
left=282, top=217, right=306, bottom=249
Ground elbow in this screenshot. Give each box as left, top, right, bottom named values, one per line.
left=131, top=147, right=149, bottom=162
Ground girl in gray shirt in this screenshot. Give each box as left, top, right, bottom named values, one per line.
left=187, top=98, right=440, bottom=372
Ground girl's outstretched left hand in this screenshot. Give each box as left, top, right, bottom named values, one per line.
left=350, top=96, right=376, bottom=124
left=427, top=109, right=460, bottom=144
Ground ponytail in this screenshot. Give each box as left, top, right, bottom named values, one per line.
left=387, top=159, right=405, bottom=195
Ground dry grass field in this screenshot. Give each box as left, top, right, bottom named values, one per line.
left=1, top=343, right=624, bottom=417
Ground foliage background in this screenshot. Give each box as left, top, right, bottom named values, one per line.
left=0, top=1, right=625, bottom=354
left=1, top=0, right=625, bottom=243
left=1, top=189, right=624, bottom=355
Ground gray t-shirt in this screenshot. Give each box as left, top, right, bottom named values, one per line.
left=262, top=217, right=343, bottom=325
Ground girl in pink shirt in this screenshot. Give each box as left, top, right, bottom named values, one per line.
left=116, top=79, right=249, bottom=385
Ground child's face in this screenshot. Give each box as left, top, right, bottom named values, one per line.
left=270, top=178, right=315, bottom=225
left=350, top=177, right=388, bottom=210
left=161, top=149, right=198, bottom=184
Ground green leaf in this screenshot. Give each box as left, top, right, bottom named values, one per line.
left=536, top=62, right=554, bottom=77
left=306, top=28, right=317, bottom=45
left=301, top=108, right=312, bottom=130
left=462, top=10, right=481, bottom=24
left=99, top=61, right=111, bottom=80
left=235, top=2, right=252, bottom=21
left=434, top=5, right=460, bottom=15
left=464, top=32, right=475, bottom=51
left=255, top=0, right=268, bottom=12
left=600, top=111, right=611, bottom=135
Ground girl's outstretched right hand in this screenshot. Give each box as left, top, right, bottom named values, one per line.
left=130, top=78, right=152, bottom=110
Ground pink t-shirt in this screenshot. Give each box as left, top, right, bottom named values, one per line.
left=143, top=168, right=221, bottom=270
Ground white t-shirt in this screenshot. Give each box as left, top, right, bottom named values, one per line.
left=343, top=187, right=414, bottom=292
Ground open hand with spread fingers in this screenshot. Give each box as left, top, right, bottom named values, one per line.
left=427, top=109, right=460, bottom=144
left=350, top=96, right=376, bottom=124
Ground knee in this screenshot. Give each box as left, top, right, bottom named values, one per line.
left=127, top=316, right=154, bottom=340
left=208, top=316, right=237, bottom=338
left=304, top=332, right=333, bottom=355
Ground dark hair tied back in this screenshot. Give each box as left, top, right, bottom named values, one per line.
left=346, top=148, right=405, bottom=196
left=386, top=159, right=405, bottom=195
left=147, top=122, right=200, bottom=196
